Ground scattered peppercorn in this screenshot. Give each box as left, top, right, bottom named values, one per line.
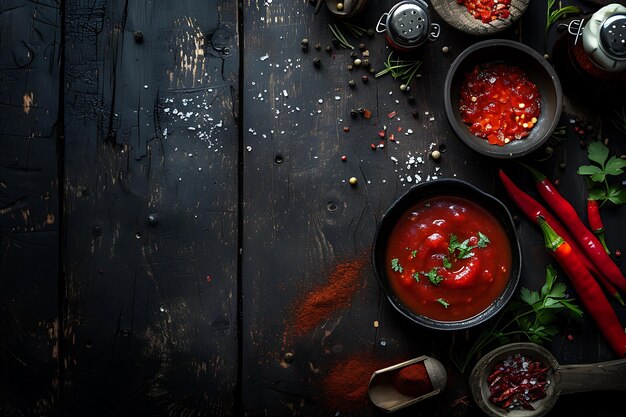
left=133, top=31, right=144, bottom=42
left=341, top=155, right=347, bottom=161
left=283, top=352, right=294, bottom=363
left=358, top=107, right=365, bottom=114
left=400, top=84, right=407, bottom=92
left=559, top=162, right=566, bottom=170
left=368, top=67, right=376, bottom=73
left=302, top=44, right=309, bottom=52
left=362, top=50, right=370, bottom=57
left=347, top=64, right=353, bottom=70
left=604, top=138, right=610, bottom=146
left=350, top=51, right=358, bottom=59
left=349, top=176, right=358, bottom=185
left=313, top=57, right=321, bottom=68
left=431, top=150, right=441, bottom=160
left=442, top=46, right=449, bottom=54
left=354, top=58, right=362, bottom=66
left=567, top=334, right=574, bottom=341
left=545, top=146, right=554, bottom=155
left=544, top=53, right=550, bottom=60
left=326, top=46, right=332, bottom=53
left=366, top=28, right=375, bottom=37
left=343, top=126, right=350, bottom=132
left=350, top=109, right=358, bottom=118
left=553, top=179, right=560, bottom=186
left=301, top=38, right=309, bottom=46
left=348, top=80, right=356, bottom=88
left=359, top=43, right=366, bottom=50
left=362, top=75, right=369, bottom=83
left=336, top=2, right=344, bottom=10
left=315, top=43, right=321, bottom=50
left=362, top=59, right=370, bottom=67
left=616, top=250, right=622, bottom=257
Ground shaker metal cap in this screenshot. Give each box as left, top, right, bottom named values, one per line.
left=600, top=14, right=626, bottom=58
left=388, top=0, right=431, bottom=46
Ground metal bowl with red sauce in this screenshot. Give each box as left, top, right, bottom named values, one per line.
left=444, top=39, right=562, bottom=159
left=372, top=179, right=522, bottom=330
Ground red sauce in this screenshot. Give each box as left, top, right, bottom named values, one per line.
left=385, top=196, right=512, bottom=321
left=459, top=63, right=541, bottom=147
left=457, top=0, right=511, bottom=23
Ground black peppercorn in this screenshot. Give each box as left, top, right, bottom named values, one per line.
left=302, top=44, right=309, bottom=52
left=325, top=46, right=332, bottom=53
left=350, top=109, right=358, bottom=118
left=315, top=43, right=321, bottom=50
left=358, top=43, right=366, bottom=50
left=348, top=80, right=356, bottom=87
left=366, top=28, right=375, bottom=37
left=301, top=38, right=309, bottom=45
left=350, top=51, right=358, bottom=59
left=362, top=59, right=369, bottom=67
left=313, top=57, right=321, bottom=67
left=133, top=31, right=144, bottom=42
left=358, top=107, right=365, bottom=114
left=361, top=75, right=369, bottom=83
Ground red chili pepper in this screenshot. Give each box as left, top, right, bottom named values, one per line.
left=538, top=216, right=626, bottom=357
left=499, top=170, right=624, bottom=304
left=587, top=198, right=611, bottom=255
left=522, top=164, right=626, bottom=294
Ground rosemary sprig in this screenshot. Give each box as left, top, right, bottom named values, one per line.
left=375, top=52, right=422, bottom=86
left=546, top=0, right=582, bottom=33
left=341, top=22, right=366, bottom=38
left=328, top=24, right=354, bottom=49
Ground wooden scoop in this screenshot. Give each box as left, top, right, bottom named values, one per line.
left=368, top=355, right=447, bottom=412
left=470, top=342, right=626, bottom=417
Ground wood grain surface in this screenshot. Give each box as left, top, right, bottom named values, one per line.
left=1, top=0, right=626, bottom=416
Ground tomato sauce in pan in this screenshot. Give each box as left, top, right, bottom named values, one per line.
left=386, top=196, right=512, bottom=321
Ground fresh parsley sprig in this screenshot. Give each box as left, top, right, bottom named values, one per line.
left=577, top=141, right=626, bottom=205
left=422, top=268, right=443, bottom=286
left=391, top=258, right=403, bottom=273
left=450, top=266, right=582, bottom=373
left=448, top=232, right=490, bottom=260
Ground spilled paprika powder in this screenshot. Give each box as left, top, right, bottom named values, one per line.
left=291, top=258, right=366, bottom=337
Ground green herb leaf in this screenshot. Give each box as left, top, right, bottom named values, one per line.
left=587, top=141, right=609, bottom=166
left=588, top=187, right=607, bottom=201
left=477, top=232, right=490, bottom=248
left=605, top=156, right=626, bottom=176
left=391, top=258, right=403, bottom=273
left=436, top=298, right=450, bottom=308
left=422, top=268, right=443, bottom=286
left=442, top=257, right=452, bottom=269
left=411, top=250, right=417, bottom=258
left=520, top=287, right=540, bottom=306
left=577, top=165, right=606, bottom=182
left=412, top=272, right=420, bottom=282
left=448, top=235, right=459, bottom=255
left=607, top=186, right=626, bottom=205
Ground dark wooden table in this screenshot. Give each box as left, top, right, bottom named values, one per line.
left=1, top=0, right=625, bottom=416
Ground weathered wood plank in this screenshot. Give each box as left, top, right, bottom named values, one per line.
left=0, top=1, right=61, bottom=415
left=63, top=1, right=239, bottom=415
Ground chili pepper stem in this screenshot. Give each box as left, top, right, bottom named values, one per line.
left=614, top=292, right=625, bottom=306
left=537, top=216, right=564, bottom=251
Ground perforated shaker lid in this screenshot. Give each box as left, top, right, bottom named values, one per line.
left=582, top=3, right=626, bottom=72
left=387, top=0, right=431, bottom=47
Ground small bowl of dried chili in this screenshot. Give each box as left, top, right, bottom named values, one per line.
left=432, top=0, right=529, bottom=36
left=444, top=40, right=562, bottom=159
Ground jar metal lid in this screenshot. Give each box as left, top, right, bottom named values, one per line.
left=600, top=14, right=626, bottom=58
left=388, top=1, right=430, bottom=46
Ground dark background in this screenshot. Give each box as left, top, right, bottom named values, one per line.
left=1, top=0, right=625, bottom=416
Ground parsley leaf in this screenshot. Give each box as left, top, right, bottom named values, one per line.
left=422, top=268, right=443, bottom=285
left=411, top=272, right=420, bottom=282
left=411, top=250, right=417, bottom=258
left=442, top=257, right=452, bottom=269
left=391, top=258, right=403, bottom=273
left=477, top=232, right=490, bottom=248
left=448, top=232, right=490, bottom=260
left=578, top=141, right=626, bottom=205
left=436, top=298, right=450, bottom=308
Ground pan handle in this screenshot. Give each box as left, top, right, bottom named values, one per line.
left=558, top=358, right=626, bottom=395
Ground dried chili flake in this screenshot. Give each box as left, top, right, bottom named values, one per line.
left=363, top=109, right=372, bottom=119
left=378, top=130, right=386, bottom=138
left=488, top=354, right=549, bottom=411
left=387, top=111, right=397, bottom=119
left=389, top=133, right=395, bottom=142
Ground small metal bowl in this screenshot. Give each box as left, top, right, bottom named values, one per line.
left=372, top=179, right=521, bottom=330
left=444, top=40, right=562, bottom=159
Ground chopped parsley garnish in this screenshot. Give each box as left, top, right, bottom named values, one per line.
left=411, top=272, right=420, bottom=282
left=442, top=256, right=452, bottom=269
left=411, top=250, right=417, bottom=258
left=422, top=268, right=443, bottom=286
left=391, top=258, right=403, bottom=273
left=448, top=232, right=490, bottom=260
left=437, top=298, right=450, bottom=308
